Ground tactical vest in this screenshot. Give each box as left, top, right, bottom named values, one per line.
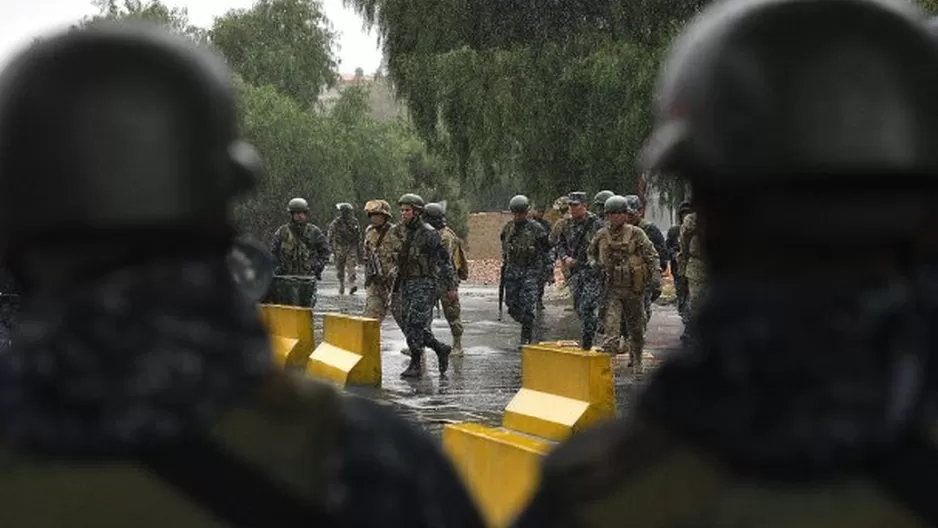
left=331, top=218, right=360, bottom=246
left=597, top=226, right=647, bottom=293
left=397, top=223, right=436, bottom=279
left=503, top=221, right=541, bottom=269
left=364, top=223, right=397, bottom=280
left=278, top=224, right=315, bottom=275
left=685, top=213, right=702, bottom=258
left=0, top=373, right=342, bottom=527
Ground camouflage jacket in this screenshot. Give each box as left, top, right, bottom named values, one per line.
left=588, top=223, right=659, bottom=293
left=362, top=222, right=401, bottom=285
left=391, top=219, right=456, bottom=290
left=679, top=213, right=706, bottom=281
left=328, top=215, right=362, bottom=249
left=500, top=219, right=551, bottom=278
left=439, top=226, right=469, bottom=282
left=638, top=219, right=669, bottom=271
left=270, top=222, right=330, bottom=277
left=1, top=373, right=486, bottom=528
left=514, top=415, right=929, bottom=528
left=553, top=213, right=601, bottom=276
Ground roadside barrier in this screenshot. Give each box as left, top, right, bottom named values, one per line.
left=306, top=313, right=381, bottom=387
left=443, top=342, right=615, bottom=527
left=259, top=304, right=315, bottom=369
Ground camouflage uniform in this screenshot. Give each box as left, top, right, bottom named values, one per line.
left=437, top=225, right=468, bottom=351
left=532, top=216, right=554, bottom=308
left=589, top=221, right=659, bottom=369
left=0, top=25, right=485, bottom=528
left=637, top=217, right=667, bottom=325
left=362, top=216, right=404, bottom=329
left=393, top=196, right=457, bottom=377
left=501, top=217, right=551, bottom=344
left=679, top=212, right=706, bottom=318
left=554, top=209, right=602, bottom=349
left=327, top=205, right=362, bottom=294
left=270, top=221, right=330, bottom=308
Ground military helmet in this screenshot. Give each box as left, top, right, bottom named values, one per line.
left=288, top=197, right=309, bottom=213
left=603, top=195, right=631, bottom=214
left=364, top=199, right=391, bottom=217
left=336, top=202, right=353, bottom=211
left=622, top=195, right=642, bottom=214
left=677, top=201, right=692, bottom=216
left=0, top=21, right=258, bottom=239
left=567, top=192, right=588, bottom=205
left=398, top=193, right=425, bottom=209
left=423, top=202, right=445, bottom=218
left=509, top=195, right=530, bottom=213
left=552, top=196, right=570, bottom=212
left=641, top=0, right=938, bottom=183
left=593, top=190, right=615, bottom=206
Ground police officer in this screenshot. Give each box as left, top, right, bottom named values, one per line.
left=591, top=190, right=615, bottom=222
left=500, top=195, right=551, bottom=345
left=393, top=193, right=457, bottom=377
left=361, top=199, right=404, bottom=329
left=623, top=194, right=666, bottom=326
left=423, top=202, right=468, bottom=355
left=588, top=196, right=660, bottom=371
left=270, top=197, right=330, bottom=307
left=0, top=22, right=484, bottom=527
left=327, top=202, right=362, bottom=295
left=514, top=0, right=938, bottom=525
left=553, top=192, right=602, bottom=350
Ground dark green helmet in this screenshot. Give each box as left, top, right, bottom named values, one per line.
left=336, top=202, right=353, bottom=211
left=0, top=21, right=258, bottom=239
left=423, top=202, right=445, bottom=218
left=623, top=195, right=642, bottom=213
left=641, top=0, right=938, bottom=185
left=509, top=195, right=530, bottom=213
left=593, top=190, right=614, bottom=206
left=398, top=193, right=425, bottom=209
left=288, top=197, right=309, bottom=213
left=603, top=195, right=630, bottom=214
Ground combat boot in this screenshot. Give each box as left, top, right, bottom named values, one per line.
left=450, top=334, right=463, bottom=356
left=401, top=350, right=422, bottom=378
left=349, top=285, right=358, bottom=295
left=520, top=324, right=533, bottom=346
left=431, top=340, right=452, bottom=375
left=339, top=279, right=345, bottom=295
left=581, top=335, right=593, bottom=351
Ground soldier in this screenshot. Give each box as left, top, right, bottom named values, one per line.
left=588, top=196, right=660, bottom=371
left=514, top=0, right=938, bottom=525
left=393, top=193, right=457, bottom=378
left=327, top=202, right=362, bottom=295
left=501, top=195, right=551, bottom=345
left=269, top=197, right=330, bottom=308
left=623, top=195, right=666, bottom=326
left=0, top=22, right=484, bottom=527
left=553, top=192, right=602, bottom=350
left=678, top=208, right=705, bottom=344
left=591, top=190, right=615, bottom=223
left=423, top=202, right=468, bottom=355
left=529, top=204, right=554, bottom=310
left=666, top=201, right=692, bottom=318
left=361, top=199, right=404, bottom=331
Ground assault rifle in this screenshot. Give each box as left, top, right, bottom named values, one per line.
left=497, top=261, right=505, bottom=322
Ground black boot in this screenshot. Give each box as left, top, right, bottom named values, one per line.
left=520, top=324, right=533, bottom=345
left=401, top=350, right=422, bottom=378
left=431, top=340, right=452, bottom=375
left=581, top=334, right=593, bottom=351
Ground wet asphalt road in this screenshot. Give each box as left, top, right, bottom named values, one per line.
left=309, top=265, right=683, bottom=437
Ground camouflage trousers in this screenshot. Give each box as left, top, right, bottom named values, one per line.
left=683, top=276, right=707, bottom=344
left=401, top=277, right=446, bottom=353
left=270, top=276, right=317, bottom=309
left=436, top=283, right=463, bottom=338
left=362, top=280, right=403, bottom=330
left=568, top=270, right=601, bottom=348
left=333, top=245, right=358, bottom=284
left=600, top=287, right=646, bottom=364
left=505, top=269, right=540, bottom=334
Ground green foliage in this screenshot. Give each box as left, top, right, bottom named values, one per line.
left=211, top=0, right=338, bottom=106
left=81, top=0, right=207, bottom=42
left=345, top=0, right=710, bottom=210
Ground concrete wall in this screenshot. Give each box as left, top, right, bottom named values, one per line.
left=466, top=211, right=513, bottom=260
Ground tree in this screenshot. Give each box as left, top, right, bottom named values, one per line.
left=212, top=0, right=338, bottom=106
left=80, top=0, right=207, bottom=43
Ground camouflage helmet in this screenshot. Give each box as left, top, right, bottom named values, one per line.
left=509, top=195, right=530, bottom=213
left=288, top=197, right=309, bottom=213
left=364, top=199, right=391, bottom=217
left=336, top=202, right=353, bottom=211
left=423, top=202, right=445, bottom=218
left=622, top=195, right=641, bottom=214
left=593, top=190, right=615, bottom=206
left=552, top=195, right=570, bottom=212
left=641, top=0, right=938, bottom=184
left=0, top=21, right=258, bottom=239
left=398, top=193, right=425, bottom=209
left=604, top=195, right=630, bottom=214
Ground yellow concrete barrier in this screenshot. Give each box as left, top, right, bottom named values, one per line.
left=306, top=313, right=381, bottom=387
left=502, top=343, right=615, bottom=442
left=443, top=423, right=553, bottom=528
left=259, top=304, right=315, bottom=368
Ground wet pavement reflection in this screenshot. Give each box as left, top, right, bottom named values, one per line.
left=311, top=266, right=683, bottom=437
